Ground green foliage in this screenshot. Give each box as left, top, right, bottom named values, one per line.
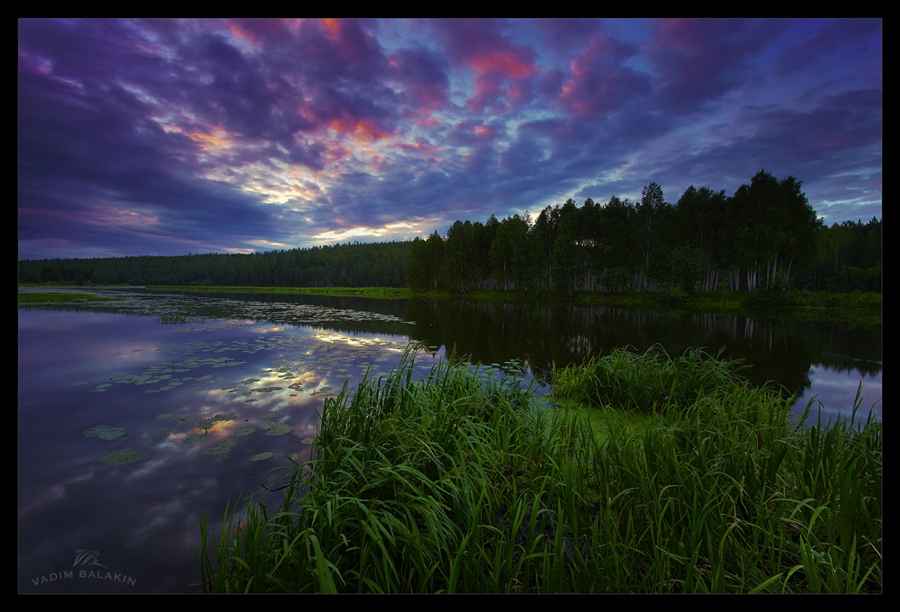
left=195, top=348, right=881, bottom=593
left=19, top=241, right=411, bottom=289
left=551, top=345, right=751, bottom=414
left=18, top=292, right=123, bottom=304
left=407, top=233, right=444, bottom=291
left=18, top=171, right=879, bottom=298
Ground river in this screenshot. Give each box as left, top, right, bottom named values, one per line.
left=18, top=287, right=881, bottom=592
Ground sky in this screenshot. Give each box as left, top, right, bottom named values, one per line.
left=18, top=18, right=882, bottom=261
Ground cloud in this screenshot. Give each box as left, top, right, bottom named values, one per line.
left=17, top=19, right=881, bottom=259
left=556, top=30, right=650, bottom=117
left=646, top=18, right=787, bottom=115
left=776, top=18, right=882, bottom=77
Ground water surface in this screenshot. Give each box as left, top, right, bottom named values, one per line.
left=18, top=287, right=881, bottom=592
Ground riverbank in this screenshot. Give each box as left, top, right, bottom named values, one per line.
left=195, top=347, right=882, bottom=593
left=20, top=283, right=881, bottom=326
left=144, top=284, right=880, bottom=313
left=17, top=292, right=124, bottom=304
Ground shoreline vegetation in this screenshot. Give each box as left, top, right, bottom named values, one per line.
left=20, top=283, right=880, bottom=325
left=140, top=284, right=884, bottom=316
left=114, top=283, right=880, bottom=313
left=17, top=291, right=123, bottom=304
left=195, top=346, right=881, bottom=593
left=18, top=284, right=882, bottom=329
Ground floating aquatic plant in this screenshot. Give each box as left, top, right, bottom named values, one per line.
left=156, top=413, right=174, bottom=420
left=148, top=427, right=176, bottom=437
left=249, top=452, right=274, bottom=462
left=195, top=413, right=237, bottom=431
left=84, top=425, right=127, bottom=440
left=203, top=439, right=238, bottom=456
left=260, top=422, right=293, bottom=436
left=98, top=449, right=148, bottom=466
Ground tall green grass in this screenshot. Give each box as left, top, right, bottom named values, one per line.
left=195, top=346, right=881, bottom=593
left=551, top=344, right=754, bottom=413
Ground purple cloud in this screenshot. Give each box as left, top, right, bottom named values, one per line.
left=17, top=18, right=881, bottom=259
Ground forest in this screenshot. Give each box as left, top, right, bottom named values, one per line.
left=18, top=170, right=880, bottom=296
left=407, top=170, right=881, bottom=296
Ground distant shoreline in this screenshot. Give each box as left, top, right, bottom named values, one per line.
left=19, top=283, right=880, bottom=325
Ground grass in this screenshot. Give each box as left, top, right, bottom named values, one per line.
left=17, top=292, right=123, bottom=304
left=551, top=344, right=756, bottom=413
left=194, top=346, right=881, bottom=593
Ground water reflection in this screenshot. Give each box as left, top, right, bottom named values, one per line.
left=18, top=306, right=430, bottom=593
left=403, top=298, right=882, bottom=420
left=794, top=364, right=882, bottom=427
left=18, top=288, right=881, bottom=592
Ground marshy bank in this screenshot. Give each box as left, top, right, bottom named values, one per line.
left=196, top=347, right=882, bottom=593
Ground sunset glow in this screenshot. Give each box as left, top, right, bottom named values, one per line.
left=18, top=18, right=881, bottom=260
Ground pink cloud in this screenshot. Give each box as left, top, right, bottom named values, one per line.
left=469, top=50, right=538, bottom=79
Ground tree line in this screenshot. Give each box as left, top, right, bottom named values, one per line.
left=18, top=241, right=410, bottom=288
left=18, top=170, right=880, bottom=295
left=407, top=170, right=881, bottom=295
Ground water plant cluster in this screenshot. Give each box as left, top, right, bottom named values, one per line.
left=551, top=345, right=754, bottom=412
left=195, top=347, right=881, bottom=593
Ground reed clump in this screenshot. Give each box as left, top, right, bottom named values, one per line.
left=195, top=347, right=881, bottom=593
left=551, top=344, right=753, bottom=414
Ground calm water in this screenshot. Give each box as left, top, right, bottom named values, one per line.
left=18, top=287, right=881, bottom=593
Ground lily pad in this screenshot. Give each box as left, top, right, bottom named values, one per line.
left=252, top=386, right=283, bottom=393
left=155, top=413, right=174, bottom=420
left=233, top=427, right=256, bottom=437
left=148, top=427, right=175, bottom=437
left=203, top=439, right=238, bottom=456
left=196, top=412, right=237, bottom=430
left=300, top=437, right=314, bottom=445
left=260, top=422, right=293, bottom=436
left=84, top=425, right=127, bottom=440
left=98, top=449, right=148, bottom=466
left=249, top=452, right=274, bottom=462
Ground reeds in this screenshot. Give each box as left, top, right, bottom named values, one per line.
left=195, top=346, right=881, bottom=593
left=551, top=344, right=754, bottom=414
